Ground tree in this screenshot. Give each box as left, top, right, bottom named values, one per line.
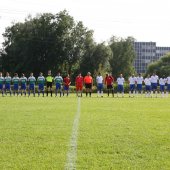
left=0, top=10, right=94, bottom=77
left=79, top=42, right=112, bottom=76
left=109, top=36, right=136, bottom=79
left=90, top=43, right=112, bottom=75
left=146, top=53, right=170, bottom=76
left=60, top=21, right=94, bottom=73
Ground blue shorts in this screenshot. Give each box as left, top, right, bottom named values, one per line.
left=97, top=83, right=103, bottom=91
left=146, top=85, right=151, bottom=91
left=118, top=85, right=124, bottom=92
left=167, top=84, right=170, bottom=91
left=0, top=84, right=3, bottom=90
left=151, top=83, right=157, bottom=90
left=29, top=84, right=35, bottom=90
left=64, top=86, right=69, bottom=91
left=137, top=84, right=142, bottom=91
left=21, top=84, right=26, bottom=90
left=5, top=84, right=11, bottom=90
left=38, top=84, right=44, bottom=91
left=13, top=84, right=19, bottom=90
left=160, top=85, right=165, bottom=92
left=56, top=83, right=61, bottom=90
left=130, top=84, right=135, bottom=91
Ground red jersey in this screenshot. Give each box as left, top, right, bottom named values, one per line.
left=64, top=77, right=71, bottom=87
left=105, top=76, right=114, bottom=85
left=75, top=76, right=84, bottom=86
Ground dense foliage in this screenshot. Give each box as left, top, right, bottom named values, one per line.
left=146, top=53, right=170, bottom=76
left=0, top=10, right=136, bottom=79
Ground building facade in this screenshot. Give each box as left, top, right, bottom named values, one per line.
left=133, top=42, right=170, bottom=73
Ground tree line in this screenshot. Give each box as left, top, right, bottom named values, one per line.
left=0, top=10, right=136, bottom=80
left=147, top=53, right=170, bottom=77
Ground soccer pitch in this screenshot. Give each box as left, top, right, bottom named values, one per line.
left=0, top=95, right=170, bottom=170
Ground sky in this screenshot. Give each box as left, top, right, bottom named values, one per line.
left=0, top=0, right=170, bottom=47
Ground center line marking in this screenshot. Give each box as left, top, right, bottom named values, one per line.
left=65, top=97, right=81, bottom=170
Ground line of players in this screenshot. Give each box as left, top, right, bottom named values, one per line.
left=95, top=72, right=170, bottom=98
left=126, top=73, right=170, bottom=97
left=0, top=71, right=170, bottom=97
left=0, top=71, right=70, bottom=97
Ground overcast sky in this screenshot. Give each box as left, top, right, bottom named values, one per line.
left=1, top=0, right=170, bottom=47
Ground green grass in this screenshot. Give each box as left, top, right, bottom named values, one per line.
left=0, top=97, right=77, bottom=169
left=0, top=95, right=170, bottom=169
left=78, top=97, right=170, bottom=169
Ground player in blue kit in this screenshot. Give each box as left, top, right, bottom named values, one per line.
left=28, top=72, right=36, bottom=97
left=0, top=72, right=4, bottom=96
left=37, top=72, right=45, bottom=97
left=54, top=72, right=63, bottom=97
left=4, top=72, right=12, bottom=96
left=12, top=73, right=20, bottom=96
left=20, top=73, right=27, bottom=96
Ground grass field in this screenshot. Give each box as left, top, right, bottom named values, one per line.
left=0, top=94, right=170, bottom=170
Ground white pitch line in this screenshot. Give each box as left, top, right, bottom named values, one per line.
left=65, top=97, right=81, bottom=170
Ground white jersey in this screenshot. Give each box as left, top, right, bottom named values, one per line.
left=5, top=76, right=12, bottom=84
left=20, top=77, right=27, bottom=84
left=159, top=78, right=166, bottom=85
left=129, top=77, right=136, bottom=85
left=28, top=76, right=36, bottom=84
left=12, top=76, right=20, bottom=84
left=117, top=77, right=125, bottom=85
left=144, top=78, right=151, bottom=86
left=150, top=75, right=159, bottom=83
left=167, top=76, right=170, bottom=84
left=54, top=76, right=63, bottom=84
left=96, top=76, right=103, bottom=84
left=136, top=76, right=143, bottom=84
left=0, top=76, right=4, bottom=84
left=37, top=76, right=45, bottom=83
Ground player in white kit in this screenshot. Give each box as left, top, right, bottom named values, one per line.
left=136, top=73, right=144, bottom=97
left=128, top=74, right=136, bottom=97
left=144, top=75, right=151, bottom=97
left=96, top=73, right=104, bottom=97
left=166, top=76, right=170, bottom=97
left=159, top=75, right=166, bottom=97
left=150, top=73, right=159, bottom=97
left=117, top=74, right=125, bottom=97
